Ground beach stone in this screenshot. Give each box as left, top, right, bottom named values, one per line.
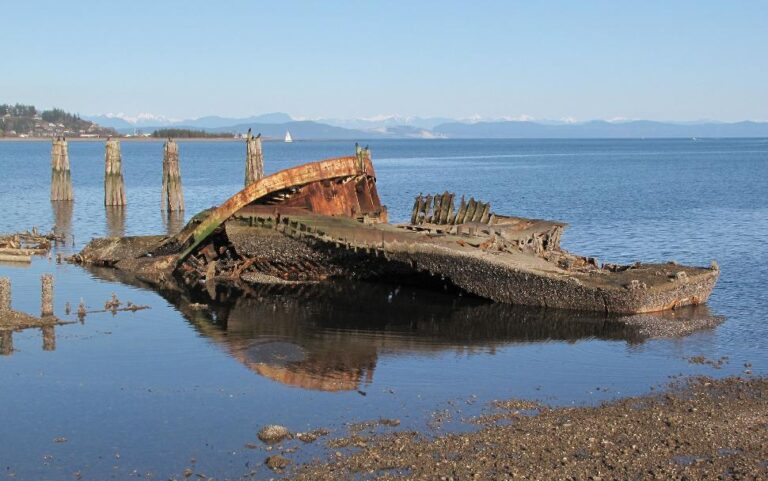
left=258, top=424, right=290, bottom=443
left=265, top=454, right=290, bottom=470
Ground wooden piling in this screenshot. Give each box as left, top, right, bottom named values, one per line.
left=104, top=138, right=127, bottom=206
left=244, top=132, right=264, bottom=187
left=41, top=274, right=53, bottom=317
left=0, top=277, right=10, bottom=311
left=50, top=137, right=73, bottom=201
left=161, top=139, right=184, bottom=211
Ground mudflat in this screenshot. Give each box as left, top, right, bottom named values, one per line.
left=290, top=376, right=767, bottom=480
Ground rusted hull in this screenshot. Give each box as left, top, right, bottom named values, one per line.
left=176, top=152, right=380, bottom=262
left=72, top=147, right=720, bottom=315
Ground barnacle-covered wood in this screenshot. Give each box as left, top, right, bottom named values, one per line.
left=50, top=137, right=73, bottom=201
left=244, top=132, right=264, bottom=186
left=104, top=138, right=127, bottom=206
left=161, top=139, right=184, bottom=212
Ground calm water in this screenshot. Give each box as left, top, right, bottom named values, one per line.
left=1, top=138, right=767, bottom=480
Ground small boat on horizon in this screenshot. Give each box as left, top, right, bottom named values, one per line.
left=284, top=131, right=293, bottom=143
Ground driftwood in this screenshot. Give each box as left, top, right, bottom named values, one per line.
left=0, top=254, right=32, bottom=263
left=0, top=229, right=58, bottom=260
left=161, top=139, right=184, bottom=211
left=51, top=137, right=73, bottom=201
left=245, top=131, right=264, bottom=186
left=104, top=138, right=127, bottom=206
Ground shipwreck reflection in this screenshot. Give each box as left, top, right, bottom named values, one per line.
left=95, top=272, right=718, bottom=392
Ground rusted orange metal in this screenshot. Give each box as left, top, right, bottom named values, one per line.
left=177, top=153, right=379, bottom=261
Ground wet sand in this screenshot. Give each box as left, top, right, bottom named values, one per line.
left=289, top=376, right=767, bottom=480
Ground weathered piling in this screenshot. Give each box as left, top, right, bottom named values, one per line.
left=245, top=131, right=264, bottom=186
left=0, top=277, right=10, bottom=311
left=104, top=138, right=127, bottom=206
left=51, top=137, right=73, bottom=201
left=161, top=139, right=184, bottom=211
left=41, top=274, right=53, bottom=317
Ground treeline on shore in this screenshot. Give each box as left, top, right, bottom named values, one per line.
left=1, top=103, right=115, bottom=137
left=151, top=128, right=234, bottom=139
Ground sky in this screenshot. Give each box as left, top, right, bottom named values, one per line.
left=2, top=0, right=766, bottom=122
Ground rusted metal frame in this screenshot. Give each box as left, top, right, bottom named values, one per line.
left=177, top=156, right=373, bottom=263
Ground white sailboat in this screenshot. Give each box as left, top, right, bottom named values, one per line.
left=284, top=131, right=293, bottom=143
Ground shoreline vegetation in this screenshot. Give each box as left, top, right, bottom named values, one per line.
left=281, top=375, right=766, bottom=480
left=1, top=103, right=115, bottom=138
left=150, top=128, right=235, bottom=139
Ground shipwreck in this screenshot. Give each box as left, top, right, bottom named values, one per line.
left=72, top=146, right=719, bottom=314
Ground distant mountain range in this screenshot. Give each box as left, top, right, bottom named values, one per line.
left=83, top=112, right=768, bottom=140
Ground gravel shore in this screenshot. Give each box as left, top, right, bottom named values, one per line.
left=290, top=376, right=767, bottom=480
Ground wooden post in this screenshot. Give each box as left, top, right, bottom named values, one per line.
left=245, top=131, right=264, bottom=187
left=51, top=137, right=73, bottom=201
left=161, top=139, right=184, bottom=211
left=104, top=138, right=127, bottom=205
left=41, top=274, right=53, bottom=317
left=0, top=277, right=10, bottom=311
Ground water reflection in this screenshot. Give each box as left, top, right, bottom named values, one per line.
left=105, top=206, right=127, bottom=238
left=84, top=267, right=722, bottom=392
left=51, top=201, right=73, bottom=243
left=162, top=210, right=185, bottom=236
left=0, top=326, right=59, bottom=356
left=0, top=330, right=12, bottom=355
left=41, top=325, right=56, bottom=351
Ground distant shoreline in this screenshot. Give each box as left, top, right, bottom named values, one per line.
left=0, top=136, right=766, bottom=142
left=0, top=136, right=273, bottom=142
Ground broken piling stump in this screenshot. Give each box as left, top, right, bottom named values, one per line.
left=245, top=131, right=264, bottom=186
left=104, top=138, right=127, bottom=206
left=161, top=139, right=184, bottom=211
left=51, top=137, right=73, bottom=201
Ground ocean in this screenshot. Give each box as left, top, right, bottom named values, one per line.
left=1, top=138, right=766, bottom=479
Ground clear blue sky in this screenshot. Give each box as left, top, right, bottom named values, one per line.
left=2, top=0, right=766, bottom=121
